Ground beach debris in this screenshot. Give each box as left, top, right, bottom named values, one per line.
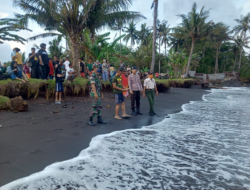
left=72, top=106, right=75, bottom=109
left=10, top=96, right=28, bottom=113
left=62, top=104, right=67, bottom=108
left=72, top=103, right=75, bottom=105
left=165, top=115, right=170, bottom=118
left=53, top=111, right=59, bottom=114
left=107, top=105, right=110, bottom=108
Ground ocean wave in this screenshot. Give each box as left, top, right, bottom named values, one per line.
left=1, top=88, right=250, bottom=190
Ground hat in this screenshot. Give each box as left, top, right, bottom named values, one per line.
left=132, top=66, right=137, bottom=70
left=92, top=62, right=99, bottom=69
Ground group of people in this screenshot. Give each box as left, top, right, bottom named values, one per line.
left=87, top=64, right=159, bottom=126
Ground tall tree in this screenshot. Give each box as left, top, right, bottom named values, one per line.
left=48, top=36, right=63, bottom=58
left=111, top=20, right=124, bottom=58
left=210, top=23, right=231, bottom=73
left=161, top=22, right=170, bottom=57
left=150, top=0, right=158, bottom=73
left=0, top=18, right=30, bottom=44
left=137, top=23, right=151, bottom=46
left=123, top=21, right=138, bottom=48
left=233, top=13, right=250, bottom=69
left=174, top=2, right=212, bottom=76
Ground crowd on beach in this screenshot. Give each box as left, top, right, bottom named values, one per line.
left=0, top=43, right=166, bottom=126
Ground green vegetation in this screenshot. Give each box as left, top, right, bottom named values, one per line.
left=0, top=95, right=11, bottom=110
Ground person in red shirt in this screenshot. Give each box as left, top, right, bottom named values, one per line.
left=48, top=58, right=54, bottom=79
left=23, top=64, right=31, bottom=79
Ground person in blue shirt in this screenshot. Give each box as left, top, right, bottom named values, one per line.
left=11, top=48, right=16, bottom=60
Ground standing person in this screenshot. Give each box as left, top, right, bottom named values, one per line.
left=128, top=66, right=143, bottom=116
left=112, top=68, right=130, bottom=120
left=7, top=61, right=29, bottom=83
left=88, top=63, right=107, bottom=126
left=29, top=48, right=39, bottom=79
left=64, top=56, right=70, bottom=73
left=110, top=64, right=115, bottom=77
left=37, top=43, right=50, bottom=80
left=12, top=48, right=23, bottom=71
left=102, top=59, right=108, bottom=81
left=143, top=72, right=159, bottom=116
left=53, top=56, right=59, bottom=67
left=119, top=60, right=125, bottom=69
left=107, top=60, right=110, bottom=78
left=11, top=48, right=16, bottom=60
left=49, top=59, right=54, bottom=79
left=54, top=59, right=64, bottom=104
left=79, top=57, right=86, bottom=78
left=87, top=59, right=93, bottom=77
left=127, top=65, right=131, bottom=75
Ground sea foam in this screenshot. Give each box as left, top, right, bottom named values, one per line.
left=1, top=88, right=250, bottom=190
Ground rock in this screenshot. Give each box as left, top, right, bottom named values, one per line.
left=10, top=96, right=28, bottom=113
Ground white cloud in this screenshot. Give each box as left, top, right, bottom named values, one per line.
left=0, top=12, right=9, bottom=18
left=0, top=43, right=12, bottom=63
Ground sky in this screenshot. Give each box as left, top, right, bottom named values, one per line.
left=0, top=0, right=250, bottom=63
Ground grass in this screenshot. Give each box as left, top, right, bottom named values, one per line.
left=0, top=77, right=193, bottom=100
left=0, top=95, right=11, bottom=110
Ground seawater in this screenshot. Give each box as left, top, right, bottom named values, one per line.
left=1, top=88, right=250, bottom=190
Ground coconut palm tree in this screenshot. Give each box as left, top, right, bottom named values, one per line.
left=111, top=20, right=125, bottom=58
left=150, top=0, right=158, bottom=73
left=231, top=33, right=250, bottom=71
left=173, top=2, right=213, bottom=76
left=210, top=23, right=231, bottom=73
left=0, top=18, right=30, bottom=44
left=137, top=23, right=151, bottom=46
left=233, top=13, right=250, bottom=69
left=161, top=22, right=171, bottom=57
left=123, top=21, right=138, bottom=48
left=13, top=0, right=141, bottom=74
left=48, top=36, right=63, bottom=59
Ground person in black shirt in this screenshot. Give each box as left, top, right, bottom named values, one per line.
left=37, top=43, right=50, bottom=80
left=29, top=48, right=39, bottom=79
left=53, top=56, right=59, bottom=68
left=79, top=57, right=85, bottom=78
left=55, top=59, right=64, bottom=104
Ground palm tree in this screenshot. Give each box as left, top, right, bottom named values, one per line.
left=123, top=21, right=138, bottom=48
left=161, top=22, right=170, bottom=57
left=173, top=2, right=212, bottom=76
left=48, top=36, right=63, bottom=59
left=210, top=23, right=231, bottom=73
left=233, top=13, right=250, bottom=69
left=111, top=20, right=124, bottom=58
left=137, top=23, right=151, bottom=46
left=150, top=0, right=158, bottom=73
left=231, top=33, right=250, bottom=71
left=13, top=0, right=141, bottom=74
left=0, top=18, right=30, bottom=44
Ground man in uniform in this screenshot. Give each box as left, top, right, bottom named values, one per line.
left=88, top=63, right=107, bottom=126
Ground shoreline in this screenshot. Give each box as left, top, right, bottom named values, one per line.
left=0, top=87, right=209, bottom=186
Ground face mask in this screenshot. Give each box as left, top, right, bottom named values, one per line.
left=149, top=75, right=153, bottom=79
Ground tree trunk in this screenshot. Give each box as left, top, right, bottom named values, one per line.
left=215, top=46, right=220, bottom=73
left=71, top=41, right=80, bottom=76
left=150, top=0, right=158, bottom=73
left=120, top=29, right=121, bottom=58
left=159, top=37, right=161, bottom=74
left=233, top=52, right=237, bottom=72
left=186, top=37, right=196, bottom=76
left=239, top=48, right=243, bottom=70
left=202, top=46, right=206, bottom=58
left=165, top=42, right=167, bottom=57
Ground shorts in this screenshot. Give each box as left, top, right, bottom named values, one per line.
left=114, top=93, right=124, bottom=105
left=55, top=82, right=64, bottom=92
left=67, top=74, right=75, bottom=80
left=81, top=72, right=85, bottom=77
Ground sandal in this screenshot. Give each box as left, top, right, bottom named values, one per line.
left=122, top=115, right=130, bottom=119
left=114, top=116, right=122, bottom=120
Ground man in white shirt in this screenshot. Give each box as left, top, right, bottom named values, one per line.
left=143, top=72, right=158, bottom=116
left=64, top=56, right=70, bottom=72
left=66, top=63, right=77, bottom=81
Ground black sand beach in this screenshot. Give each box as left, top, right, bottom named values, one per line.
left=0, top=87, right=209, bottom=186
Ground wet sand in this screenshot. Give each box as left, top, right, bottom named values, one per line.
left=0, top=87, right=209, bottom=186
